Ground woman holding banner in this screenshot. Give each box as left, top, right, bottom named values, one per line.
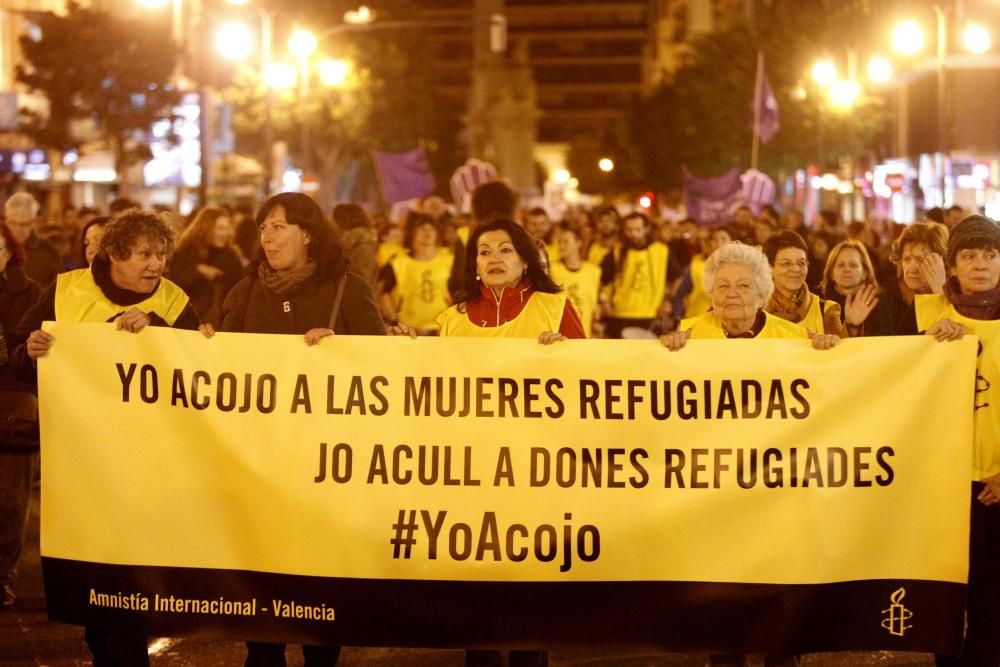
left=13, top=208, right=200, bottom=667
left=212, top=192, right=390, bottom=667
left=659, top=242, right=837, bottom=667
left=660, top=242, right=839, bottom=350
left=437, top=218, right=584, bottom=342
left=915, top=215, right=1000, bottom=667
left=438, top=218, right=584, bottom=667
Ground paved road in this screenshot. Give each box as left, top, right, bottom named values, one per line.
left=1, top=490, right=936, bottom=666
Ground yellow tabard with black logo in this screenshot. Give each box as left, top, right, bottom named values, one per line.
left=917, top=294, right=1000, bottom=480
left=54, top=268, right=189, bottom=325
left=681, top=311, right=808, bottom=340
left=610, top=242, right=669, bottom=319
left=550, top=261, right=601, bottom=338
left=375, top=242, right=404, bottom=268
left=436, top=292, right=566, bottom=338
left=390, top=250, right=453, bottom=331
left=587, top=242, right=612, bottom=267
left=685, top=255, right=712, bottom=318
left=777, top=295, right=835, bottom=334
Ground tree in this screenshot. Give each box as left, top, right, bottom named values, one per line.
left=16, top=2, right=181, bottom=193
left=220, top=0, right=443, bottom=210
left=616, top=1, right=888, bottom=192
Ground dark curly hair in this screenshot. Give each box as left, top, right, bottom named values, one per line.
left=254, top=192, right=347, bottom=279
left=98, top=209, right=176, bottom=261
left=452, top=219, right=561, bottom=308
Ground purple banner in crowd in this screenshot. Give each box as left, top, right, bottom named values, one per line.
left=373, top=148, right=436, bottom=205
left=683, top=167, right=743, bottom=226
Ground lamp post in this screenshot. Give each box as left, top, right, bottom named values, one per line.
left=891, top=7, right=992, bottom=207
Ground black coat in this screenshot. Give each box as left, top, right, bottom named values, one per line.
left=166, top=244, right=244, bottom=328
left=221, top=271, right=386, bottom=336
left=0, top=265, right=41, bottom=391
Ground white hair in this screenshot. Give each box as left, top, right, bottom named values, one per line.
left=703, top=242, right=774, bottom=308
left=5, top=192, right=39, bottom=221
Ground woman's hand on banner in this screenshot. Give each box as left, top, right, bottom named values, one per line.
left=979, top=473, right=1000, bottom=506
left=537, top=331, right=567, bottom=345
left=926, top=319, right=965, bottom=342
left=25, top=329, right=53, bottom=359
left=386, top=323, right=418, bottom=338
left=659, top=329, right=691, bottom=351
left=199, top=323, right=216, bottom=339
left=807, top=329, right=840, bottom=351
left=115, top=308, right=151, bottom=334
left=304, top=328, right=335, bottom=346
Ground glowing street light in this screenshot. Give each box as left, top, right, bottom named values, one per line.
left=828, top=79, right=861, bottom=110
left=264, top=62, right=297, bottom=90
left=318, top=59, right=351, bottom=87
left=137, top=0, right=167, bottom=7
left=866, top=56, right=893, bottom=83
left=963, top=23, right=991, bottom=54
left=215, top=21, right=254, bottom=61
left=892, top=20, right=924, bottom=55
left=811, top=60, right=837, bottom=87
left=552, top=168, right=571, bottom=184
left=345, top=5, right=375, bottom=25
left=288, top=29, right=318, bottom=59
left=598, top=158, right=614, bottom=173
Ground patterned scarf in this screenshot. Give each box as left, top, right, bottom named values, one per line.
left=766, top=285, right=812, bottom=324
left=258, top=261, right=318, bottom=297
left=944, top=276, right=1000, bottom=321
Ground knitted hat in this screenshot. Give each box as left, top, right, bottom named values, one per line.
left=947, top=215, right=1000, bottom=266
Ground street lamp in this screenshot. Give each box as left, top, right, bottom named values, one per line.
left=891, top=9, right=993, bottom=206
left=318, top=59, right=351, bottom=87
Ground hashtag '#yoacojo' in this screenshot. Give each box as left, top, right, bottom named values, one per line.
left=390, top=509, right=420, bottom=559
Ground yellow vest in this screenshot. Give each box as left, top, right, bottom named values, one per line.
left=916, top=294, right=1000, bottom=480
left=545, top=241, right=560, bottom=264
left=437, top=292, right=566, bottom=338
left=390, top=250, right=453, bottom=332
left=550, top=261, right=601, bottom=338
left=681, top=311, right=808, bottom=340
left=456, top=225, right=470, bottom=247
left=769, top=295, right=835, bottom=334
left=587, top=242, right=612, bottom=267
left=685, top=255, right=712, bottom=318
left=610, top=242, right=669, bottom=319
left=375, top=242, right=404, bottom=268
left=54, top=268, right=189, bottom=325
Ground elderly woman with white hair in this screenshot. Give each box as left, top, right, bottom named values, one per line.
left=661, top=242, right=839, bottom=350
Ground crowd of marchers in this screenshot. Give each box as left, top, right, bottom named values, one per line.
left=0, top=181, right=998, bottom=667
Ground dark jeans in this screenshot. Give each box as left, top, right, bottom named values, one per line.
left=936, top=483, right=1000, bottom=667
left=245, top=641, right=341, bottom=667
left=0, top=450, right=38, bottom=605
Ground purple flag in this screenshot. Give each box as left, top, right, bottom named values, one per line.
left=373, top=148, right=436, bottom=205
left=683, top=167, right=743, bottom=227
left=752, top=68, right=780, bottom=144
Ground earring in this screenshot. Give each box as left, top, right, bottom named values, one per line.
left=476, top=274, right=481, bottom=281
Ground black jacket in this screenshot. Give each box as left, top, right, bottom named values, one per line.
left=221, top=271, right=386, bottom=336
left=0, top=265, right=41, bottom=392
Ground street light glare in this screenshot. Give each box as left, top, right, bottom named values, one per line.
left=553, top=168, right=571, bottom=184
left=319, top=59, right=351, bottom=87
left=892, top=20, right=924, bottom=55
left=598, top=158, right=614, bottom=173
left=137, top=0, right=168, bottom=7
left=828, top=80, right=861, bottom=110
left=345, top=6, right=375, bottom=25
left=867, top=56, right=893, bottom=84
left=265, top=62, right=298, bottom=90
left=288, top=30, right=318, bottom=59
left=216, top=22, right=253, bottom=61
left=963, top=23, right=991, bottom=54
left=811, top=60, right=837, bottom=87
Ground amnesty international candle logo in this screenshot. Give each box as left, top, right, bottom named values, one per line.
left=881, top=588, right=913, bottom=637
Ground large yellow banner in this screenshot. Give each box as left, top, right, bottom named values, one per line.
left=38, top=323, right=976, bottom=653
